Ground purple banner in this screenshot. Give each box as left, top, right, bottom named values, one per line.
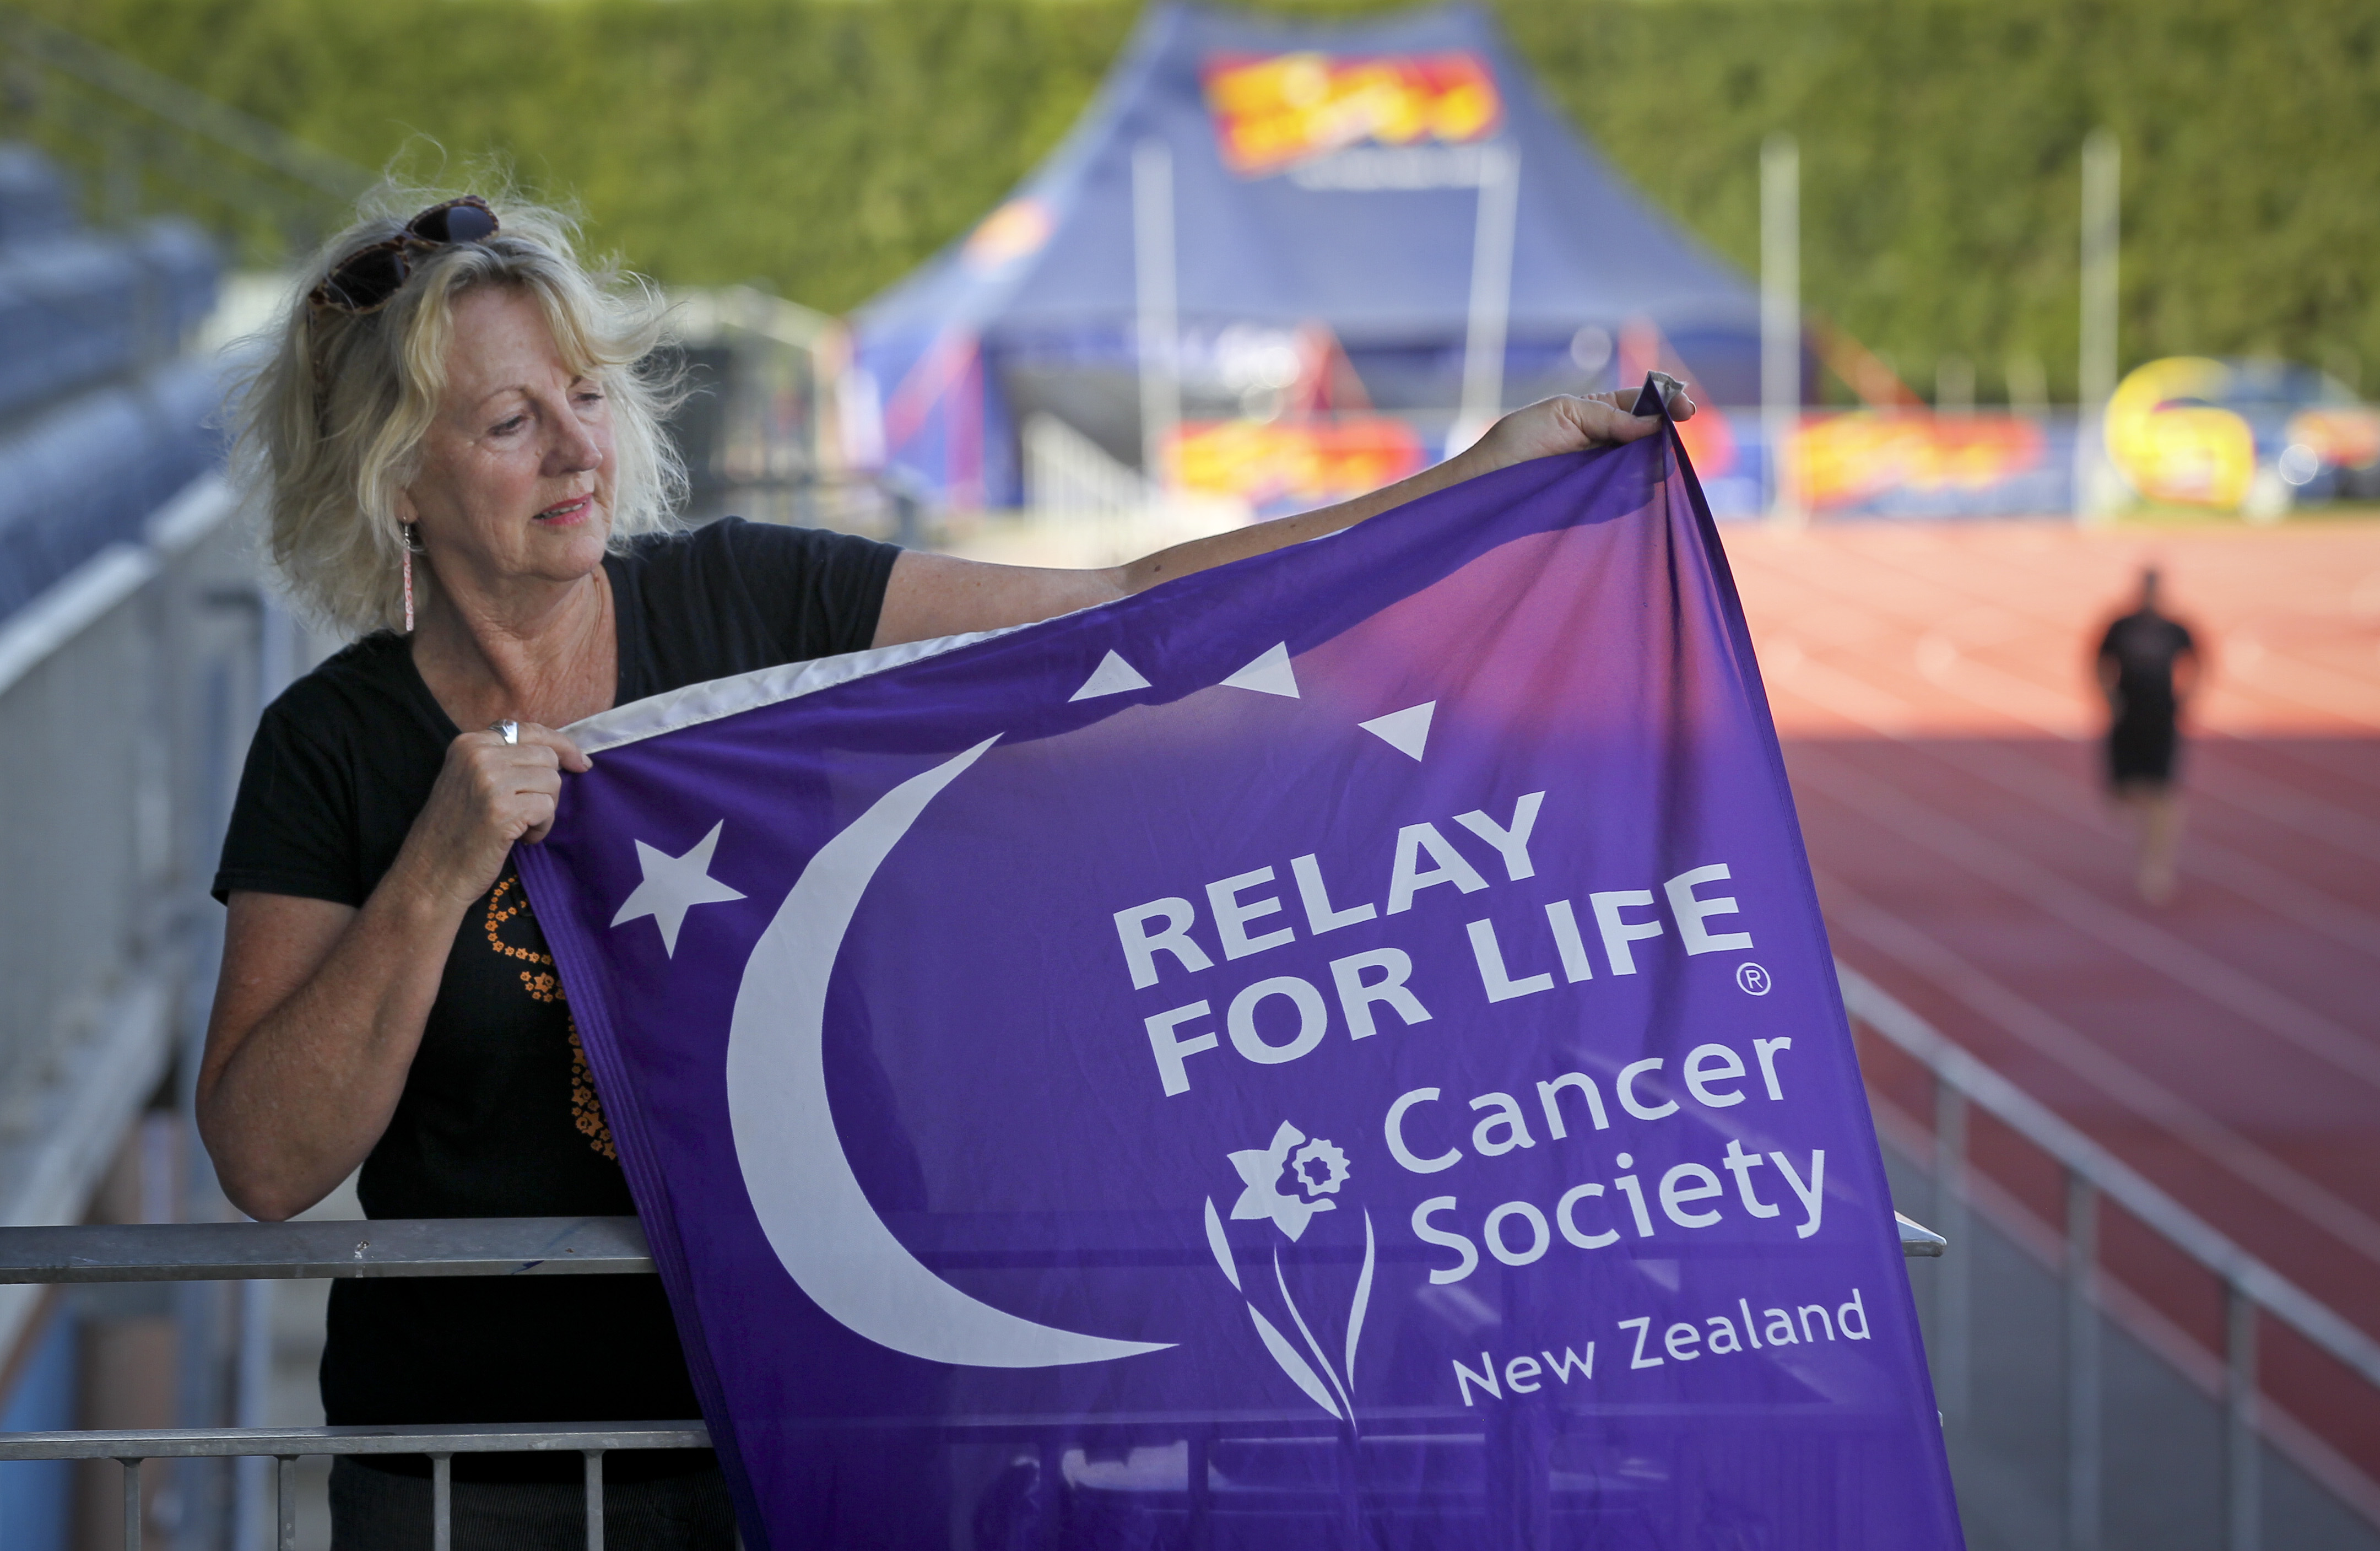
left=519, top=422, right=1964, bottom=1549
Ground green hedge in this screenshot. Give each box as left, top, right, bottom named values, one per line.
left=19, top=0, right=2378, bottom=402
left=1508, top=0, right=2380, bottom=403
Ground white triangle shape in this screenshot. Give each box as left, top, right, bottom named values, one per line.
left=1069, top=649, right=1153, bottom=702
left=1219, top=642, right=1300, bottom=699
left=1359, top=701, right=1436, bottom=760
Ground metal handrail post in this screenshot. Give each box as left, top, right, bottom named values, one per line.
left=433, top=1452, right=453, bottom=1551
left=2227, top=1284, right=2260, bottom=1551
left=1186, top=1429, right=1213, bottom=1550
left=2065, top=1172, right=2101, bottom=1551
left=586, top=1449, right=605, bottom=1551
left=121, top=1456, right=143, bottom=1551
left=1932, top=1078, right=1971, bottom=1430
left=275, top=1455, right=296, bottom=1551
left=232, top=1283, right=273, bottom=1547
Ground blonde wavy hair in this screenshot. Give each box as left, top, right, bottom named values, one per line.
left=232, top=182, right=688, bottom=636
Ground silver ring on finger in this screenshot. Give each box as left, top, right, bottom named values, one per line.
left=490, top=720, right=519, bottom=745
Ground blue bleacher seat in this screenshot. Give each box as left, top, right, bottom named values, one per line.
left=0, top=223, right=221, bottom=420
left=0, top=233, right=149, bottom=419
left=0, top=144, right=225, bottom=630
left=0, top=356, right=226, bottom=625
left=0, top=145, right=77, bottom=245
left=131, top=219, right=221, bottom=347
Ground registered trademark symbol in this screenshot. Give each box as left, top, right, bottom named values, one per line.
left=1735, top=962, right=1773, bottom=996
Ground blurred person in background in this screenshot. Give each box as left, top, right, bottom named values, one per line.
left=2096, top=566, right=2200, bottom=904
left=198, top=183, right=1689, bottom=1548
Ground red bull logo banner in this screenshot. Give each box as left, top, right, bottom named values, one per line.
left=1202, top=51, right=1503, bottom=176
left=1168, top=417, right=1430, bottom=515
left=1794, top=412, right=2060, bottom=517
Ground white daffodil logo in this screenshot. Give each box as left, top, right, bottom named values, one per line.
left=1227, top=1121, right=1351, bottom=1241
left=1203, top=1121, right=1377, bottom=1424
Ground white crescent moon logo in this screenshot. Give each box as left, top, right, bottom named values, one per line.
left=726, top=736, right=1173, bottom=1368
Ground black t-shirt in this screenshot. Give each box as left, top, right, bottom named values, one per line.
left=2097, top=608, right=2195, bottom=720
left=214, top=519, right=899, bottom=1479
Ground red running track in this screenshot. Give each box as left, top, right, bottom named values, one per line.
left=1722, top=520, right=2380, bottom=1493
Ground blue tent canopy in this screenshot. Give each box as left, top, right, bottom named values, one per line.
left=851, top=2, right=1761, bottom=506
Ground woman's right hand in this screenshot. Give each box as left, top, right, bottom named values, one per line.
left=202, top=724, right=588, bottom=1220
left=392, top=723, right=591, bottom=911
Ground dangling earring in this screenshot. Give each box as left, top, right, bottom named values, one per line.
left=401, top=523, right=422, bottom=634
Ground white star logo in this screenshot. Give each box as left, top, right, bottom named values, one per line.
left=609, top=820, right=746, bottom=956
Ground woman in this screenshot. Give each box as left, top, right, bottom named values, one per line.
left=201, top=188, right=1689, bottom=1547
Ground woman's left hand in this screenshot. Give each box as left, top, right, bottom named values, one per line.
left=1461, top=388, right=1699, bottom=477
left=872, top=385, right=1699, bottom=648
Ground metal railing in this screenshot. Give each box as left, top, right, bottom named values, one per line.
left=1023, top=411, right=1153, bottom=521
left=0, top=475, right=268, bottom=1357
left=0, top=1207, right=1945, bottom=1549
left=0, top=466, right=359, bottom=1547
left=0, top=1217, right=707, bottom=1551
left=0, top=8, right=367, bottom=257
left=1, top=1423, right=710, bottom=1551
left=1843, top=963, right=2380, bottom=1550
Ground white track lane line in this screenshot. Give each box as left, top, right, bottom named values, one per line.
left=1762, top=538, right=2380, bottom=743
left=1819, top=871, right=2380, bottom=1277
left=1754, top=570, right=2380, bottom=866
left=1745, top=553, right=2096, bottom=733
left=1761, top=600, right=2380, bottom=976
left=1760, top=642, right=1923, bottom=736
left=1790, top=743, right=2380, bottom=1094
left=1962, top=743, right=2380, bottom=962
left=2187, top=746, right=2380, bottom=866
left=1905, top=633, right=2089, bottom=739
left=2215, top=647, right=2380, bottom=734
left=2215, top=732, right=2380, bottom=799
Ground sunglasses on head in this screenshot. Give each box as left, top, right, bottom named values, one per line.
left=308, top=196, right=501, bottom=315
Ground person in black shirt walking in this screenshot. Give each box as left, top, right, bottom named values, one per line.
left=2095, top=567, right=2200, bottom=904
